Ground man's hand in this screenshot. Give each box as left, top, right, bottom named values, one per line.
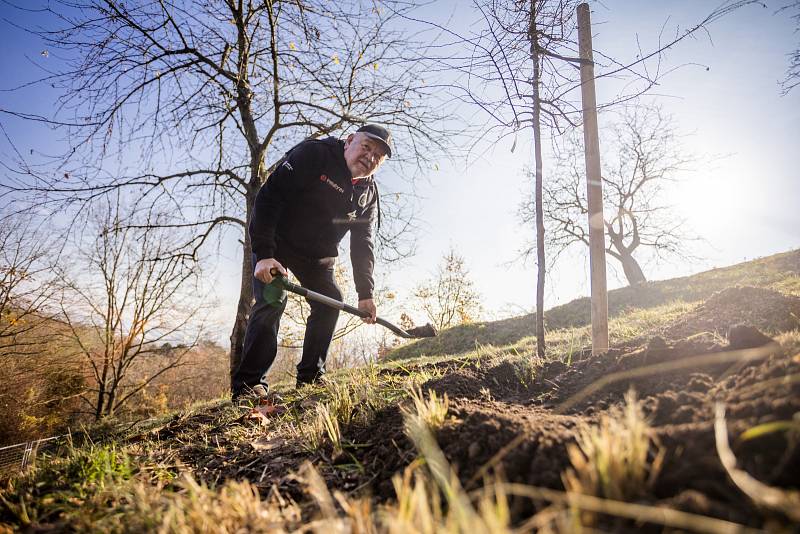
left=254, top=258, right=287, bottom=284
left=358, top=298, right=377, bottom=324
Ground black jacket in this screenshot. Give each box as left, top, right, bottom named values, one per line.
left=250, top=137, right=378, bottom=300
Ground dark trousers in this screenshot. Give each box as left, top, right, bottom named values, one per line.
left=231, top=250, right=342, bottom=394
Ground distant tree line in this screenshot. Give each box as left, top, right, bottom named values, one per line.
left=0, top=202, right=228, bottom=444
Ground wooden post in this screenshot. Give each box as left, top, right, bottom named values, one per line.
left=577, top=3, right=609, bottom=355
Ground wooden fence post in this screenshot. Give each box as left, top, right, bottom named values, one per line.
left=577, top=3, right=609, bottom=355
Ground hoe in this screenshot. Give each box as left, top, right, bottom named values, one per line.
left=265, top=269, right=437, bottom=339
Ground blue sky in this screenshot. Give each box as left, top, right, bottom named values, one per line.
left=1, top=1, right=798, bottom=335
left=396, top=0, right=800, bottom=321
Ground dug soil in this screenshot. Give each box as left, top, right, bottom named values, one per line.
left=139, top=286, right=800, bottom=530
left=342, top=286, right=800, bottom=529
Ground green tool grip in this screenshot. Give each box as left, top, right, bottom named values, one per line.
left=261, top=272, right=287, bottom=307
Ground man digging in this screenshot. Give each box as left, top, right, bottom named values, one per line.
left=231, top=124, right=392, bottom=403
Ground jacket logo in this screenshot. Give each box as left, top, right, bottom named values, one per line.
left=358, top=191, right=369, bottom=208
left=347, top=210, right=357, bottom=220
left=282, top=161, right=293, bottom=171
left=320, top=174, right=344, bottom=194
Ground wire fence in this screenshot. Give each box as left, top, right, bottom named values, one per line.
left=0, top=435, right=68, bottom=476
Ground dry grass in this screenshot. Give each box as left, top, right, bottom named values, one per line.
left=395, top=412, right=513, bottom=534
left=6, top=253, right=800, bottom=532
left=562, top=390, right=663, bottom=503
left=401, top=386, right=450, bottom=435
left=297, top=403, right=343, bottom=455
left=402, top=366, right=446, bottom=391
left=714, top=403, right=800, bottom=523
left=316, top=404, right=343, bottom=455
left=1, top=396, right=764, bottom=534
left=392, top=249, right=800, bottom=363
left=294, top=461, right=378, bottom=533
left=325, top=379, right=359, bottom=426
left=321, top=363, right=398, bottom=426
left=607, top=300, right=697, bottom=342
left=770, top=275, right=800, bottom=297
left=382, top=462, right=512, bottom=534
left=113, top=475, right=298, bottom=533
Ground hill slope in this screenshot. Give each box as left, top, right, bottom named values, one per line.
left=389, top=249, right=800, bottom=360
left=2, top=250, right=799, bottom=532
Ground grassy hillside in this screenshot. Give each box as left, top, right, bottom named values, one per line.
left=1, top=250, right=799, bottom=532
left=389, top=249, right=800, bottom=361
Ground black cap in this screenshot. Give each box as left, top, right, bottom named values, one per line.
left=356, top=124, right=392, bottom=158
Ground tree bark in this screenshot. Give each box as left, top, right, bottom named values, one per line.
left=607, top=217, right=647, bottom=285
left=228, top=0, right=266, bottom=380
left=229, top=184, right=258, bottom=382
left=530, top=1, right=547, bottom=359
left=95, top=386, right=104, bottom=421
left=105, top=387, right=116, bottom=418
left=619, top=250, right=646, bottom=285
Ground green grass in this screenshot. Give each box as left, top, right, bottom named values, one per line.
left=389, top=249, right=800, bottom=361
left=2, top=249, right=798, bottom=532
left=1, top=443, right=135, bottom=527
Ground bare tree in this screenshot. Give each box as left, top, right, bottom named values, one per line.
left=1, top=0, right=450, bottom=373
left=61, top=198, right=204, bottom=420
left=780, top=1, right=800, bottom=94
left=457, top=0, right=582, bottom=359
left=407, top=0, right=758, bottom=356
left=413, top=248, right=482, bottom=331
left=124, top=339, right=230, bottom=416
left=523, top=104, right=696, bottom=285
left=0, top=215, right=61, bottom=362
left=0, top=214, right=84, bottom=442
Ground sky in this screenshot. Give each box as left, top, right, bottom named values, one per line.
left=1, top=1, right=798, bottom=339
left=392, top=0, right=800, bottom=321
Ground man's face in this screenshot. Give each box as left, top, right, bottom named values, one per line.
left=344, top=133, right=388, bottom=179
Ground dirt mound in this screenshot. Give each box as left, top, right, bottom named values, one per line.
left=141, top=286, right=800, bottom=529
left=343, top=406, right=412, bottom=499
left=347, top=320, right=800, bottom=527
left=437, top=402, right=580, bottom=495
left=416, top=359, right=529, bottom=402
left=665, top=286, right=800, bottom=339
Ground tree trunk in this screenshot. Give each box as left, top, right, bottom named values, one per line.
left=530, top=1, right=546, bottom=359
left=105, top=387, right=116, bottom=418
left=619, top=250, right=646, bottom=285
left=96, top=360, right=109, bottom=420
left=229, top=186, right=257, bottom=382
left=95, top=385, right=104, bottom=421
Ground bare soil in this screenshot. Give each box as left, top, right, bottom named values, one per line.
left=138, top=286, right=800, bottom=530
left=342, top=286, right=800, bottom=528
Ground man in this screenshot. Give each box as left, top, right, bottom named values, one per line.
left=231, top=124, right=392, bottom=401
